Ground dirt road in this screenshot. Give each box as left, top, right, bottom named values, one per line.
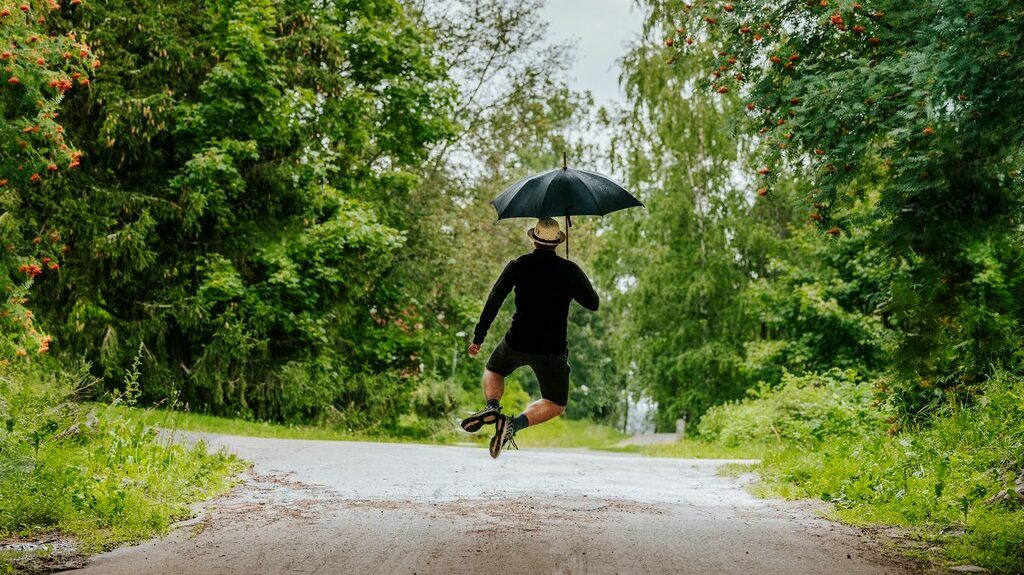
left=79, top=433, right=914, bottom=574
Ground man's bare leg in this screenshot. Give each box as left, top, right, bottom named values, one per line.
left=518, top=398, right=565, bottom=428
left=483, top=369, right=504, bottom=403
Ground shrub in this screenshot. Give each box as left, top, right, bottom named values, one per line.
left=742, top=373, right=1024, bottom=573
left=697, top=369, right=886, bottom=446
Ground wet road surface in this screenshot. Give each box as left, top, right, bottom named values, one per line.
left=78, top=433, right=915, bottom=575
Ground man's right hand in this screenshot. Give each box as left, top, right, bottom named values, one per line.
left=467, top=343, right=481, bottom=357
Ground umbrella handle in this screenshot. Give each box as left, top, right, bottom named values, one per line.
left=564, top=208, right=573, bottom=259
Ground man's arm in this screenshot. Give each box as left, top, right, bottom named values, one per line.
left=573, top=264, right=600, bottom=311
left=472, top=260, right=517, bottom=346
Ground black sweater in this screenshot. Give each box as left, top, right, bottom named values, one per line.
left=473, top=249, right=599, bottom=355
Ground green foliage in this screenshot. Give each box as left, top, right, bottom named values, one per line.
left=407, top=0, right=621, bottom=421
left=563, top=307, right=625, bottom=422
left=771, top=375, right=1024, bottom=571
left=0, top=360, right=242, bottom=554
left=603, top=12, right=895, bottom=426
left=0, top=0, right=93, bottom=186
left=0, top=0, right=92, bottom=362
left=741, top=196, right=896, bottom=384
left=4, top=0, right=609, bottom=439
left=618, top=6, right=1024, bottom=566
left=0, top=279, right=44, bottom=361
left=668, top=0, right=1024, bottom=412
left=696, top=369, right=1024, bottom=572
left=698, top=369, right=887, bottom=446
left=19, top=0, right=455, bottom=426
left=599, top=19, right=758, bottom=427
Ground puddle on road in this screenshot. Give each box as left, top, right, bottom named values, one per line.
left=0, top=537, right=84, bottom=573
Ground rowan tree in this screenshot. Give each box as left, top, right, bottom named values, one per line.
left=0, top=0, right=92, bottom=360
left=665, top=0, right=1024, bottom=413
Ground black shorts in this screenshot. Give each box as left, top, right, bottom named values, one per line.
left=485, top=338, right=571, bottom=406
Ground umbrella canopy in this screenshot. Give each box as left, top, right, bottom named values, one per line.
left=491, top=165, right=642, bottom=221
left=490, top=154, right=643, bottom=257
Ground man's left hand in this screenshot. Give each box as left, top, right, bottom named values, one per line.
left=467, top=343, right=481, bottom=357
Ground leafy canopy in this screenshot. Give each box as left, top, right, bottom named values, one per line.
left=668, top=0, right=1024, bottom=410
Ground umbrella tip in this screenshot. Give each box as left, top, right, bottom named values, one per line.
left=562, top=151, right=567, bottom=169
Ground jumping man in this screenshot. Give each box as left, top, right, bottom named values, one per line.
left=461, top=218, right=599, bottom=458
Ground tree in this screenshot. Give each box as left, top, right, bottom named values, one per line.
left=667, top=0, right=1024, bottom=414
left=1, top=0, right=92, bottom=360
left=360, top=0, right=573, bottom=400
left=602, top=2, right=901, bottom=426
left=740, top=192, right=895, bottom=386
left=31, top=0, right=453, bottom=425
left=598, top=12, right=760, bottom=427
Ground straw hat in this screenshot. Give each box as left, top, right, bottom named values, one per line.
left=527, top=218, right=566, bottom=246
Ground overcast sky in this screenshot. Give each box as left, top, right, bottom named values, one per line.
left=537, top=0, right=646, bottom=111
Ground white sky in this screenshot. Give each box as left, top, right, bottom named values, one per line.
left=538, top=0, right=646, bottom=111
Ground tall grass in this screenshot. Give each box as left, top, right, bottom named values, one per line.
left=694, top=370, right=1024, bottom=572
left=0, top=356, right=243, bottom=561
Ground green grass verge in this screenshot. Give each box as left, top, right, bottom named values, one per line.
left=109, top=404, right=418, bottom=444
left=116, top=404, right=631, bottom=451
left=750, top=445, right=1024, bottom=572
left=114, top=402, right=790, bottom=458
left=462, top=416, right=629, bottom=450
left=0, top=362, right=245, bottom=572
left=613, top=438, right=769, bottom=460
left=114, top=402, right=784, bottom=460
left=701, top=372, right=1024, bottom=574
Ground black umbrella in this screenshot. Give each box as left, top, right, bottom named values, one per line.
left=490, top=153, right=644, bottom=258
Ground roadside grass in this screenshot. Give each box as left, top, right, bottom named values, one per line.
left=700, top=372, right=1024, bottom=574
left=117, top=404, right=631, bottom=451
left=115, top=401, right=790, bottom=458
left=0, top=361, right=245, bottom=572
left=109, top=404, right=410, bottom=444
left=750, top=446, right=1024, bottom=573
left=750, top=442, right=1024, bottom=572
left=515, top=417, right=627, bottom=449
left=612, top=438, right=770, bottom=460
left=114, top=403, right=780, bottom=459
left=715, top=462, right=759, bottom=478
left=462, top=416, right=629, bottom=450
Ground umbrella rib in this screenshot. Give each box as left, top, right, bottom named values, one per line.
left=496, top=169, right=561, bottom=219
left=538, top=169, right=563, bottom=218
